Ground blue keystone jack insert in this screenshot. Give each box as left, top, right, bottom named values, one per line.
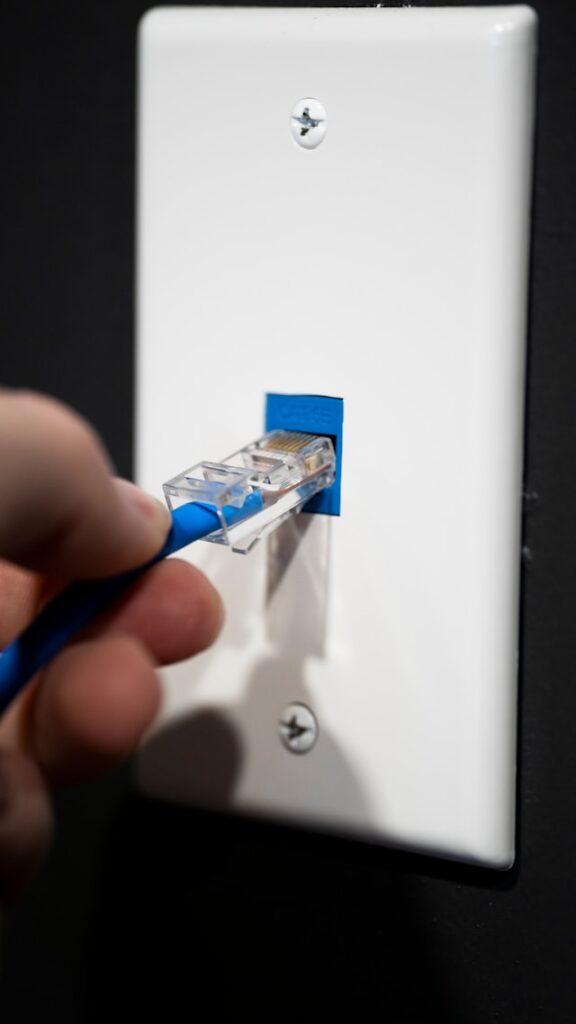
left=265, top=393, right=343, bottom=516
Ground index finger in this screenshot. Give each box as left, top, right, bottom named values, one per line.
left=0, top=391, right=170, bottom=579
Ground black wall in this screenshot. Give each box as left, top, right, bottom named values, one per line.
left=1, top=2, right=575, bottom=1020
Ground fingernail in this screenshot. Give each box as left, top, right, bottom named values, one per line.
left=121, top=482, right=172, bottom=543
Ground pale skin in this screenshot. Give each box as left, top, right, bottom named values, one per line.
left=0, top=390, right=223, bottom=902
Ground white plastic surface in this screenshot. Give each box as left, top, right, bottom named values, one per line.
left=135, top=6, right=537, bottom=867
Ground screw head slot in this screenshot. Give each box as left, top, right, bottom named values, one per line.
left=290, top=97, right=327, bottom=150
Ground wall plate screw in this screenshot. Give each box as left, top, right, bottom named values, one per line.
left=290, top=97, right=327, bottom=150
left=279, top=702, right=319, bottom=754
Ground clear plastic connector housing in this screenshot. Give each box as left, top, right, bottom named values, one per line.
left=163, top=431, right=336, bottom=554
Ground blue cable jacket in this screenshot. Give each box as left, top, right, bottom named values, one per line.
left=0, top=496, right=261, bottom=715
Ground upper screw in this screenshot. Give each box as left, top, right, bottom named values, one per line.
left=290, top=97, right=327, bottom=150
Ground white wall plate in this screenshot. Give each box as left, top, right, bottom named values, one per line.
left=135, top=6, right=536, bottom=868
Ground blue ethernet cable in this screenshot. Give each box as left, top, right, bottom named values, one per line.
left=0, top=495, right=261, bottom=716
left=0, top=428, right=336, bottom=717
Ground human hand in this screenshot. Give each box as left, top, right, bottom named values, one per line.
left=0, top=390, right=223, bottom=902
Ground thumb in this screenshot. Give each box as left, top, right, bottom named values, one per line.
left=0, top=391, right=171, bottom=580
left=0, top=750, right=53, bottom=905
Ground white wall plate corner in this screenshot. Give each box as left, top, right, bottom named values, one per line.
left=135, top=6, right=537, bottom=868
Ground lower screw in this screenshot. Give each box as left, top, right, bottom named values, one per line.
left=279, top=702, right=319, bottom=754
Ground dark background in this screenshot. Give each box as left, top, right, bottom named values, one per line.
left=0, top=1, right=574, bottom=1020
